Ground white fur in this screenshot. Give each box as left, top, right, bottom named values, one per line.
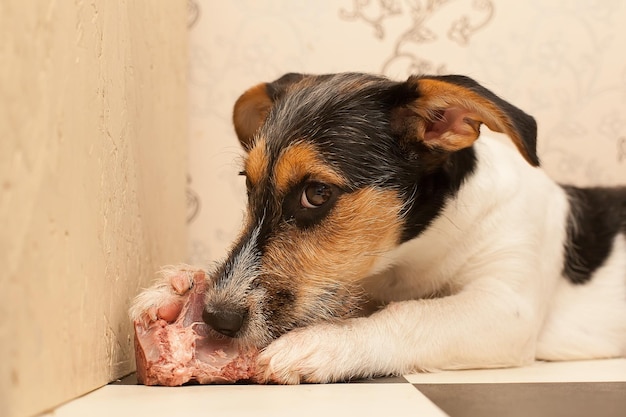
left=257, top=137, right=626, bottom=382
left=536, top=233, right=626, bottom=359
left=129, top=265, right=197, bottom=323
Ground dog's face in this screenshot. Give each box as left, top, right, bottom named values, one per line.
left=203, top=72, right=538, bottom=348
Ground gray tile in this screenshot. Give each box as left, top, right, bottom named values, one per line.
left=414, top=382, right=626, bottom=417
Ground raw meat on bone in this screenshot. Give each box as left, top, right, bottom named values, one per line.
left=133, top=270, right=258, bottom=385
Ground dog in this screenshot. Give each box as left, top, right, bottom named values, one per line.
left=131, top=72, right=626, bottom=384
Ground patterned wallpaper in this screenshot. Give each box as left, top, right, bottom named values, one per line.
left=187, top=0, right=626, bottom=265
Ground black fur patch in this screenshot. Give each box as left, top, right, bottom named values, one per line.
left=562, top=186, right=626, bottom=284
left=399, top=147, right=477, bottom=243
left=254, top=73, right=478, bottom=245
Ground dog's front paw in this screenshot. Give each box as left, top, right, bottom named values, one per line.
left=257, top=323, right=362, bottom=384
left=129, top=265, right=202, bottom=327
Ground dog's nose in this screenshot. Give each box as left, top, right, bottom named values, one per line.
left=202, top=309, right=245, bottom=337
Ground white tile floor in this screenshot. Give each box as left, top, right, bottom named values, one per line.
left=42, top=383, right=447, bottom=417
left=405, top=358, right=626, bottom=384
left=42, top=359, right=626, bottom=417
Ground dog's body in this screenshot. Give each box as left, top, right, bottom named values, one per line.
left=131, top=72, right=626, bottom=384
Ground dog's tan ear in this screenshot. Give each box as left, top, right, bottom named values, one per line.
left=233, top=73, right=307, bottom=151
left=391, top=75, right=539, bottom=166
left=233, top=83, right=273, bottom=151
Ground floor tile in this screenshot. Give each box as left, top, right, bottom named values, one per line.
left=43, top=382, right=448, bottom=417
left=415, top=382, right=626, bottom=417
left=43, top=359, right=626, bottom=417
left=404, top=358, right=626, bottom=384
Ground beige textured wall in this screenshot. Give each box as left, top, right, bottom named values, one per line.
left=187, top=0, right=626, bottom=265
left=0, top=2, right=187, bottom=417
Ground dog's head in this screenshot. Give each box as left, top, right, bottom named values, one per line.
left=203, top=72, right=538, bottom=347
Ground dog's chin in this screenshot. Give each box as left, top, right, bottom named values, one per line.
left=228, top=324, right=276, bottom=351
left=234, top=292, right=366, bottom=350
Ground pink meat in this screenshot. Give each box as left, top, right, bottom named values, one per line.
left=134, top=272, right=258, bottom=385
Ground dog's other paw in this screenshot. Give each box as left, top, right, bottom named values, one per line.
left=257, top=322, right=366, bottom=384
left=129, top=265, right=202, bottom=327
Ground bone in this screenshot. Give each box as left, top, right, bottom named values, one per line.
left=133, top=271, right=259, bottom=385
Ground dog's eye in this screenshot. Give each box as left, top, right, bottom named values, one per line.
left=301, top=182, right=332, bottom=208
left=284, top=182, right=341, bottom=228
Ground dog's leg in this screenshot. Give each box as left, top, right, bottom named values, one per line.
left=258, top=285, right=538, bottom=384
left=129, top=265, right=202, bottom=326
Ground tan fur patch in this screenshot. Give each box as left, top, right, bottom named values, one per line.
left=273, top=142, right=347, bottom=194
left=260, top=187, right=404, bottom=311
left=244, top=138, right=268, bottom=187
left=414, top=79, right=534, bottom=165
left=233, top=83, right=273, bottom=150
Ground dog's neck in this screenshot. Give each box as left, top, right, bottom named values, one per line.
left=361, top=136, right=565, bottom=304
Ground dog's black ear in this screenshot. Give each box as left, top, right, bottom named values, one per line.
left=390, top=75, right=539, bottom=166
left=233, top=73, right=307, bottom=151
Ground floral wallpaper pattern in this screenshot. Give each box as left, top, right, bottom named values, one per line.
left=340, top=0, right=495, bottom=76
left=187, top=0, right=626, bottom=265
